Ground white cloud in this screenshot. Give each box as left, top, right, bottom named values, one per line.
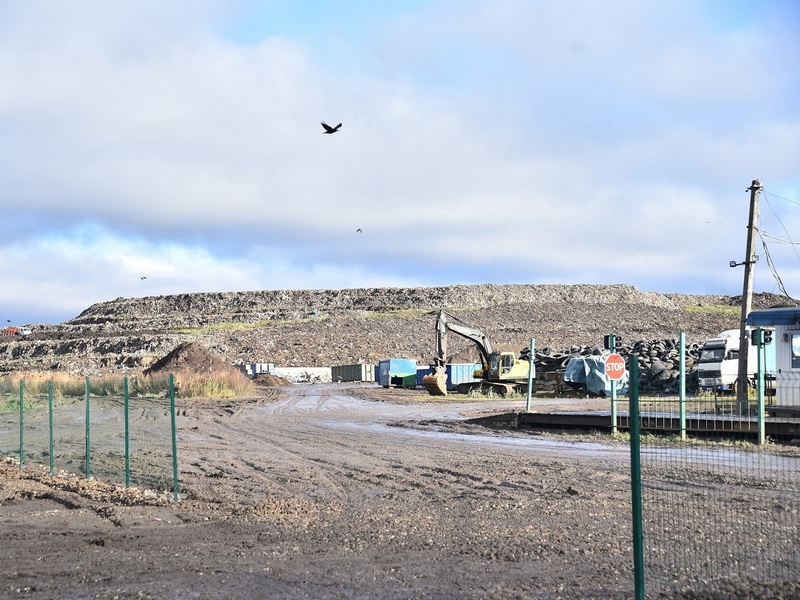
left=0, top=0, right=798, bottom=323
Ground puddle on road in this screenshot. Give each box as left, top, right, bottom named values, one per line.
left=254, top=385, right=627, bottom=458
left=327, top=419, right=627, bottom=458
left=255, top=386, right=799, bottom=467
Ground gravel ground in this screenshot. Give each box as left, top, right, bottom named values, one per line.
left=1, top=383, right=798, bottom=599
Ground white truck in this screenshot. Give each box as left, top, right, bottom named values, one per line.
left=697, top=328, right=776, bottom=394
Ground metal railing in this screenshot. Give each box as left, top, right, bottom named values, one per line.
left=0, top=375, right=179, bottom=500
left=628, top=358, right=800, bottom=599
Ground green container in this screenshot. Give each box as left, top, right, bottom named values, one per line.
left=390, top=374, right=417, bottom=389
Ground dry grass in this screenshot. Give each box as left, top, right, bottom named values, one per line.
left=171, top=370, right=256, bottom=399
left=1, top=370, right=255, bottom=400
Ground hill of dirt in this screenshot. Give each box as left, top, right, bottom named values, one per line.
left=143, top=341, right=245, bottom=378
left=0, top=284, right=793, bottom=378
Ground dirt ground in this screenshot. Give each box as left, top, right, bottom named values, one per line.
left=0, top=384, right=794, bottom=600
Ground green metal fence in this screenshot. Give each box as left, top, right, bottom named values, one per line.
left=628, top=358, right=800, bottom=599
left=0, top=375, right=179, bottom=500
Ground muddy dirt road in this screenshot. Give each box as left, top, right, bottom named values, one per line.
left=1, top=385, right=637, bottom=599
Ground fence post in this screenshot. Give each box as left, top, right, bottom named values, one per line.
left=48, top=380, right=54, bottom=475
left=124, top=376, right=131, bottom=488
left=757, top=330, right=765, bottom=445
left=679, top=332, right=686, bottom=440
left=629, top=356, right=645, bottom=600
left=19, top=380, right=24, bottom=470
left=85, top=376, right=91, bottom=480
left=610, top=334, right=617, bottom=435
left=525, top=338, right=535, bottom=412
left=170, top=373, right=179, bottom=502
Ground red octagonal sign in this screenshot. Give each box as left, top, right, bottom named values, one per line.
left=605, top=353, right=626, bottom=381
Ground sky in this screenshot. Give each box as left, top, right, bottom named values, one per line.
left=1, top=0, right=799, bottom=325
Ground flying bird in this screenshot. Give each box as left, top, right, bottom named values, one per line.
left=356, top=228, right=362, bottom=233
left=321, top=121, right=342, bottom=134
left=141, top=276, right=147, bottom=280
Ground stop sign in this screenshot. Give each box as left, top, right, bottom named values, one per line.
left=605, top=353, right=626, bottom=381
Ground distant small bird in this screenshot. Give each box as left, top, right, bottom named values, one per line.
left=356, top=228, right=362, bottom=233
left=321, top=121, right=342, bottom=134
left=141, top=276, right=147, bottom=280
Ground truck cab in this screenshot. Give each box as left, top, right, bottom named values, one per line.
left=697, top=328, right=776, bottom=393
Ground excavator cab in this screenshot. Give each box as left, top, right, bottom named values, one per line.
left=486, top=352, right=520, bottom=379
left=500, top=353, right=515, bottom=376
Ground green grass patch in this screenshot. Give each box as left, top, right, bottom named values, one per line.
left=360, top=308, right=429, bottom=319
left=681, top=304, right=740, bottom=317
left=173, top=315, right=330, bottom=335
left=464, top=388, right=527, bottom=400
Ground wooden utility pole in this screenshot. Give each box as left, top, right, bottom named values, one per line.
left=736, top=179, right=762, bottom=407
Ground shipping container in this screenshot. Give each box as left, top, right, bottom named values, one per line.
left=378, top=358, right=417, bottom=388
left=244, top=363, right=275, bottom=377
left=332, top=363, right=377, bottom=383
left=416, top=363, right=481, bottom=391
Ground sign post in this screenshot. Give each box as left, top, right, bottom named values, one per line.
left=605, top=353, right=626, bottom=381
left=605, top=352, right=626, bottom=434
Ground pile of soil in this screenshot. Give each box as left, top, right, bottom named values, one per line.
left=143, top=341, right=244, bottom=380
left=252, top=374, right=292, bottom=387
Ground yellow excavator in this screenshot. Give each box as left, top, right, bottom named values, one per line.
left=421, top=310, right=534, bottom=396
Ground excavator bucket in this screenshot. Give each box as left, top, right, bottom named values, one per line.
left=422, top=366, right=448, bottom=396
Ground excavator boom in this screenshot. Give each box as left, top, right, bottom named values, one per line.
left=422, top=310, right=532, bottom=397
left=422, top=311, right=495, bottom=396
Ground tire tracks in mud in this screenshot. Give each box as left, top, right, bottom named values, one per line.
left=176, top=384, right=632, bottom=519
left=0, top=385, right=642, bottom=599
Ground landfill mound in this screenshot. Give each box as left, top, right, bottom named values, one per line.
left=2, top=285, right=793, bottom=377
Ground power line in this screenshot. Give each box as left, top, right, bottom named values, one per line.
left=762, top=194, right=800, bottom=264
left=758, top=234, right=798, bottom=304
left=764, top=189, right=800, bottom=207
left=759, top=231, right=800, bottom=246
left=752, top=188, right=799, bottom=303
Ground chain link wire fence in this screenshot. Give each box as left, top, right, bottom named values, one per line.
left=0, top=378, right=176, bottom=493
left=625, top=376, right=800, bottom=598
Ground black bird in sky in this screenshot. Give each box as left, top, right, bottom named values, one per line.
left=321, top=121, right=342, bottom=134
left=356, top=228, right=362, bottom=233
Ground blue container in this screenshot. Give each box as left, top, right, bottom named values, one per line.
left=448, top=363, right=482, bottom=390
left=416, top=366, right=433, bottom=387
left=416, top=363, right=481, bottom=391
left=378, top=358, right=417, bottom=387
